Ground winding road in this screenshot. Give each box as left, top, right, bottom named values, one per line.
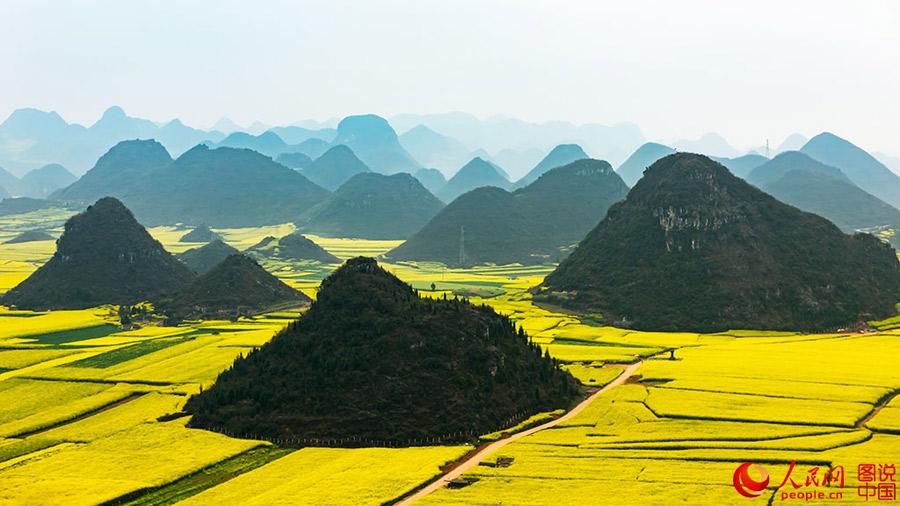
left=395, top=361, right=642, bottom=505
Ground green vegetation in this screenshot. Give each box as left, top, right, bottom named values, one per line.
left=177, top=240, right=240, bottom=274
left=52, top=139, right=173, bottom=202
left=300, top=145, right=370, bottom=191
left=185, top=257, right=580, bottom=444
left=413, top=168, right=447, bottom=195
left=117, top=145, right=330, bottom=227
left=298, top=172, right=444, bottom=239
left=514, top=144, right=588, bottom=188
left=19, top=163, right=77, bottom=198
left=1, top=198, right=195, bottom=310
left=708, top=153, right=768, bottom=178
left=746, top=150, right=847, bottom=187
left=274, top=151, right=312, bottom=169
left=113, top=446, right=294, bottom=506
left=541, top=153, right=900, bottom=332
left=0, top=197, right=66, bottom=216
left=616, top=142, right=674, bottom=187
left=4, top=229, right=55, bottom=244
left=178, top=225, right=222, bottom=243
left=214, top=131, right=289, bottom=157
left=245, top=233, right=339, bottom=263
left=388, top=159, right=630, bottom=266
left=748, top=152, right=900, bottom=232
left=437, top=157, right=509, bottom=202
left=69, top=336, right=196, bottom=368
left=28, top=323, right=120, bottom=345
left=159, top=254, right=309, bottom=321
left=801, top=131, right=900, bottom=208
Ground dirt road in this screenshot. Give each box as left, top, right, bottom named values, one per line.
left=395, top=361, right=642, bottom=505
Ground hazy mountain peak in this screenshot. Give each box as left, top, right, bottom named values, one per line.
left=515, top=143, right=590, bottom=187
left=616, top=142, right=676, bottom=186
left=801, top=131, right=900, bottom=208
left=332, top=114, right=419, bottom=173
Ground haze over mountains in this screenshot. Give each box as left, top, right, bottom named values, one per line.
left=800, top=132, right=900, bottom=209
left=514, top=144, right=589, bottom=188
left=390, top=112, right=644, bottom=169
left=299, top=172, right=444, bottom=240
left=62, top=143, right=330, bottom=227
left=300, top=145, right=370, bottom=191
left=2, top=104, right=898, bottom=267
left=51, top=139, right=174, bottom=202
left=330, top=115, right=419, bottom=174
left=616, top=142, right=676, bottom=187
left=747, top=151, right=900, bottom=232
left=437, top=157, right=510, bottom=203
left=388, top=159, right=630, bottom=266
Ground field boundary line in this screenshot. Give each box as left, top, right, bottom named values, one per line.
left=394, top=361, right=642, bottom=505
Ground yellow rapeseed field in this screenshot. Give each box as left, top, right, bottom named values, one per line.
left=0, top=223, right=897, bottom=505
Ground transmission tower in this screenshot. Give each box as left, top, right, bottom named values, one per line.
left=458, top=225, right=466, bottom=266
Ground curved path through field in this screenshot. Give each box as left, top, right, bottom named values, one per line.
left=396, top=361, right=642, bottom=505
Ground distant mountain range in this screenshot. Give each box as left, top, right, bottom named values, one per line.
left=800, top=132, right=900, bottom=209
left=709, top=154, right=769, bottom=179
left=18, top=164, right=77, bottom=198
left=673, top=133, right=740, bottom=158
left=776, top=133, right=809, bottom=153
left=0, top=106, right=225, bottom=175
left=514, top=144, right=589, bottom=188
left=0, top=163, right=76, bottom=198
left=399, top=125, right=471, bottom=174
left=616, top=142, right=676, bottom=187
left=437, top=157, right=510, bottom=203
left=412, top=168, right=446, bottom=194
left=300, top=145, right=370, bottom=191
left=117, top=145, right=330, bottom=227
left=299, top=172, right=444, bottom=239
left=747, top=151, right=900, bottom=232
left=330, top=115, right=420, bottom=174
left=51, top=139, right=174, bottom=202
left=387, top=158, right=630, bottom=266
left=390, top=112, right=644, bottom=167
left=874, top=152, right=900, bottom=176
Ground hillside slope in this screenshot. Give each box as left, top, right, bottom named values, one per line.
left=540, top=153, right=900, bottom=332
left=184, top=257, right=579, bottom=444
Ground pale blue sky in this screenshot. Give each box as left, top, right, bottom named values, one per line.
left=2, top=0, right=898, bottom=152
